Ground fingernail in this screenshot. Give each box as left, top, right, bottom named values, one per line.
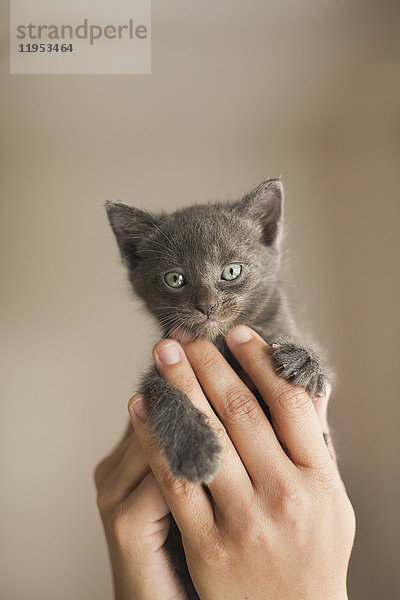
left=313, top=396, right=328, bottom=429
left=228, top=325, right=253, bottom=344
left=129, top=395, right=147, bottom=420
left=156, top=342, right=181, bottom=365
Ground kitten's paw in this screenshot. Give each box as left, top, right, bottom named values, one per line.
left=270, top=339, right=328, bottom=398
left=169, top=412, right=222, bottom=484
left=142, top=370, right=222, bottom=485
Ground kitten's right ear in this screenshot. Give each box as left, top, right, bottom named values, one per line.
left=105, top=201, right=157, bottom=266
left=236, top=179, right=283, bottom=246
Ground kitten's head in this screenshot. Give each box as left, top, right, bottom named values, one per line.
left=106, top=179, right=283, bottom=341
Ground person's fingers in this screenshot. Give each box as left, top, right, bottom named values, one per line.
left=95, top=424, right=152, bottom=511
left=128, top=394, right=215, bottom=539
left=313, top=384, right=331, bottom=431
left=121, top=471, right=171, bottom=541
left=313, top=384, right=338, bottom=465
left=101, top=435, right=151, bottom=507
left=121, top=419, right=135, bottom=442
left=226, top=326, right=333, bottom=471
left=94, top=424, right=136, bottom=491
left=179, top=338, right=291, bottom=484
left=152, top=340, right=254, bottom=515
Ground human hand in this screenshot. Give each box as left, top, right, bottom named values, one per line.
left=94, top=423, right=184, bottom=600
left=129, top=326, right=355, bottom=600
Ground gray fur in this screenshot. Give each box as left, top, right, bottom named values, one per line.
left=141, top=367, right=221, bottom=483
left=270, top=339, right=327, bottom=398
left=105, top=178, right=329, bottom=599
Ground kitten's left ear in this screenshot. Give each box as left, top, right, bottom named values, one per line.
left=236, top=178, right=283, bottom=245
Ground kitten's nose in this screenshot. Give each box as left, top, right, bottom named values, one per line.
left=196, top=303, right=217, bottom=318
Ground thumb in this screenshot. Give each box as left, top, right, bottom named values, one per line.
left=313, top=383, right=331, bottom=430
left=313, top=384, right=337, bottom=464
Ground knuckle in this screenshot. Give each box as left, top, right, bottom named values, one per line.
left=221, top=385, right=259, bottom=424
left=343, top=496, right=356, bottom=535
left=93, top=458, right=108, bottom=490
left=232, top=503, right=266, bottom=544
left=93, top=463, right=103, bottom=489
left=106, top=504, right=154, bottom=553
left=198, top=527, right=229, bottom=566
left=308, top=463, right=342, bottom=498
left=273, top=383, right=312, bottom=418
left=94, top=446, right=122, bottom=489
left=107, top=505, right=132, bottom=542
left=313, top=464, right=339, bottom=492
left=158, top=464, right=193, bottom=497
left=275, top=476, right=309, bottom=523
left=96, top=489, right=110, bottom=514
left=197, top=349, right=221, bottom=375
left=210, top=419, right=227, bottom=443
left=245, top=522, right=270, bottom=553
left=251, top=348, right=270, bottom=369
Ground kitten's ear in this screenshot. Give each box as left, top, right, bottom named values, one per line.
left=237, top=179, right=283, bottom=245
left=105, top=201, right=157, bottom=266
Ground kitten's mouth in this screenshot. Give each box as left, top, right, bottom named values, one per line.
left=204, top=318, right=218, bottom=326
left=170, top=318, right=222, bottom=343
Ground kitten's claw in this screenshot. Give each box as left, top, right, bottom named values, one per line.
left=270, top=339, right=328, bottom=399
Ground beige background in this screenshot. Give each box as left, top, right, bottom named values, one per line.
left=1, top=1, right=399, bottom=598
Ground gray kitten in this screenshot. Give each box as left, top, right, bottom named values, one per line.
left=106, top=179, right=328, bottom=598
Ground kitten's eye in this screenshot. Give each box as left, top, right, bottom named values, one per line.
left=164, top=272, right=186, bottom=288
left=221, top=263, right=242, bottom=281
